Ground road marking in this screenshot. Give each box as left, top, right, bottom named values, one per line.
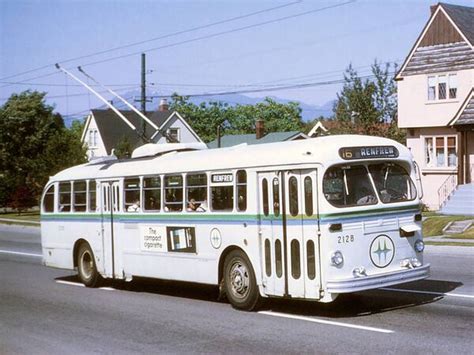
left=0, top=249, right=42, bottom=257
left=99, top=287, right=115, bottom=291
left=258, top=311, right=394, bottom=334
left=56, top=280, right=85, bottom=287
left=381, top=287, right=474, bottom=300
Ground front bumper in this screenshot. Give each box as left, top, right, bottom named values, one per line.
left=326, top=263, right=430, bottom=294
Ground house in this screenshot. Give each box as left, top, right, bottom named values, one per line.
left=396, top=2, right=474, bottom=211
left=207, top=119, right=307, bottom=148
left=308, top=120, right=329, bottom=137
left=81, top=99, right=203, bottom=160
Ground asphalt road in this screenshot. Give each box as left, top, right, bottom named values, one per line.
left=1, top=225, right=473, bottom=354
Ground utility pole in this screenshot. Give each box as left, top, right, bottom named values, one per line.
left=140, top=53, right=146, bottom=138
left=141, top=53, right=146, bottom=115
left=134, top=53, right=152, bottom=141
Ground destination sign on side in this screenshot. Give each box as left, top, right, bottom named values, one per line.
left=339, top=146, right=399, bottom=160
left=211, top=173, right=233, bottom=183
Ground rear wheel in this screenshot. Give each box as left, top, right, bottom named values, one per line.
left=77, top=243, right=102, bottom=287
left=223, top=250, right=261, bottom=311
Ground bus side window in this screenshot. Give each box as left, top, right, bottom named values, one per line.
left=304, top=176, right=313, bottom=217
left=88, top=180, right=96, bottom=212
left=289, top=177, right=298, bottom=217
left=165, top=175, right=183, bottom=212
left=272, top=178, right=280, bottom=217
left=186, top=173, right=207, bottom=212
left=58, top=182, right=71, bottom=212
left=43, top=185, right=55, bottom=213
left=124, top=178, right=141, bottom=212
left=211, top=185, right=233, bottom=211
left=236, top=170, right=247, bottom=212
left=262, top=178, right=269, bottom=216
left=143, top=176, right=161, bottom=211
left=73, top=181, right=87, bottom=212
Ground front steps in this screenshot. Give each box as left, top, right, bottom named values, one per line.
left=440, top=183, right=474, bottom=216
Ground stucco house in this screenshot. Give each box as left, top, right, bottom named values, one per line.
left=397, top=2, right=474, bottom=212
left=81, top=100, right=203, bottom=160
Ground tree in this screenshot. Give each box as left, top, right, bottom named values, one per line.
left=332, top=61, right=404, bottom=143
left=0, top=90, right=87, bottom=209
left=169, top=95, right=303, bottom=142
left=114, top=136, right=134, bottom=159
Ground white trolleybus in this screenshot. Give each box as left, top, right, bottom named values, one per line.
left=41, top=135, right=429, bottom=310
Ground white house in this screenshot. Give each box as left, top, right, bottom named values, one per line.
left=396, top=2, right=474, bottom=211
left=81, top=100, right=203, bottom=160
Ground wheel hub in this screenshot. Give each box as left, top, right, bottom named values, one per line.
left=230, top=262, right=249, bottom=298
left=80, top=251, right=93, bottom=279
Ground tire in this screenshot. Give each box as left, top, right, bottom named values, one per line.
left=77, top=243, right=102, bottom=287
left=223, top=250, right=261, bottom=311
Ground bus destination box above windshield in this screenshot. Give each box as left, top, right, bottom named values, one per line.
left=339, top=146, right=399, bottom=160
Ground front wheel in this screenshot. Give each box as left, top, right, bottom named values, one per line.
left=223, top=250, right=261, bottom=311
left=77, top=243, right=102, bottom=287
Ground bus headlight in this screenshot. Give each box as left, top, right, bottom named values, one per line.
left=414, top=239, right=425, bottom=253
left=331, top=251, right=344, bottom=266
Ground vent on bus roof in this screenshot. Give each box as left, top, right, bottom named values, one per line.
left=131, top=142, right=208, bottom=159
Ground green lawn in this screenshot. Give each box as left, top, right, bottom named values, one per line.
left=422, top=214, right=473, bottom=237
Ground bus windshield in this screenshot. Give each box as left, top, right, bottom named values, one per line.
left=323, top=165, right=377, bottom=207
left=368, top=163, right=417, bottom=203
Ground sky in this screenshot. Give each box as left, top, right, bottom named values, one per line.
left=1, top=0, right=473, bottom=121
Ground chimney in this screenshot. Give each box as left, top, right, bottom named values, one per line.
left=430, top=4, right=438, bottom=15
left=158, top=98, right=169, bottom=112
left=256, top=119, right=264, bottom=139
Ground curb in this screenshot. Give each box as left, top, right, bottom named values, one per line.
left=0, top=218, right=40, bottom=226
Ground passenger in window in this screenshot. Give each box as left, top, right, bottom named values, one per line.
left=128, top=199, right=140, bottom=212
left=356, top=187, right=377, bottom=205
left=187, top=199, right=207, bottom=212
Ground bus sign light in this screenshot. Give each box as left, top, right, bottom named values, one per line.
left=339, top=146, right=399, bottom=160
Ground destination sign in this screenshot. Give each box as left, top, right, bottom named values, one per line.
left=211, top=173, right=233, bottom=183
left=339, top=146, right=399, bottom=160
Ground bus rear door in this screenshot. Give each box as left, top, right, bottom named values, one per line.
left=99, top=181, right=120, bottom=278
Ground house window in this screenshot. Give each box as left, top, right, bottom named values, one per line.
left=167, top=128, right=180, bottom=143
left=427, top=74, right=457, bottom=101
left=424, top=136, right=457, bottom=168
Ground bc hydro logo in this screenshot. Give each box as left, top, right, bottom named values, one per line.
left=370, top=235, right=395, bottom=268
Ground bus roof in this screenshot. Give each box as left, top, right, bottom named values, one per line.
left=50, top=135, right=412, bottom=182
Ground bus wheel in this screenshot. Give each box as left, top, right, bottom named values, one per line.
left=224, top=250, right=261, bottom=311
left=77, top=243, right=102, bottom=287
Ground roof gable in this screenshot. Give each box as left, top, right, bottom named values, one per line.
left=419, top=7, right=464, bottom=47
left=449, top=88, right=474, bottom=126
left=397, top=3, right=474, bottom=79
left=90, top=109, right=173, bottom=154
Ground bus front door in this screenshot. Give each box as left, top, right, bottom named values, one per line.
left=99, top=181, right=120, bottom=278
left=258, top=170, right=320, bottom=299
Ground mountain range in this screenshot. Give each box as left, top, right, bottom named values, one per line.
left=64, top=90, right=334, bottom=127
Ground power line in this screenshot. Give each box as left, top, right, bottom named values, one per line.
left=79, top=1, right=356, bottom=68
left=0, top=81, right=139, bottom=87
left=152, top=72, right=395, bottom=99
left=0, top=1, right=355, bottom=89
left=0, top=1, right=301, bottom=82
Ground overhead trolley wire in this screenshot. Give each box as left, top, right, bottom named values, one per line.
left=0, top=1, right=302, bottom=82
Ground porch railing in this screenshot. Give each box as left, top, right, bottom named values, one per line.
left=438, top=174, right=457, bottom=209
